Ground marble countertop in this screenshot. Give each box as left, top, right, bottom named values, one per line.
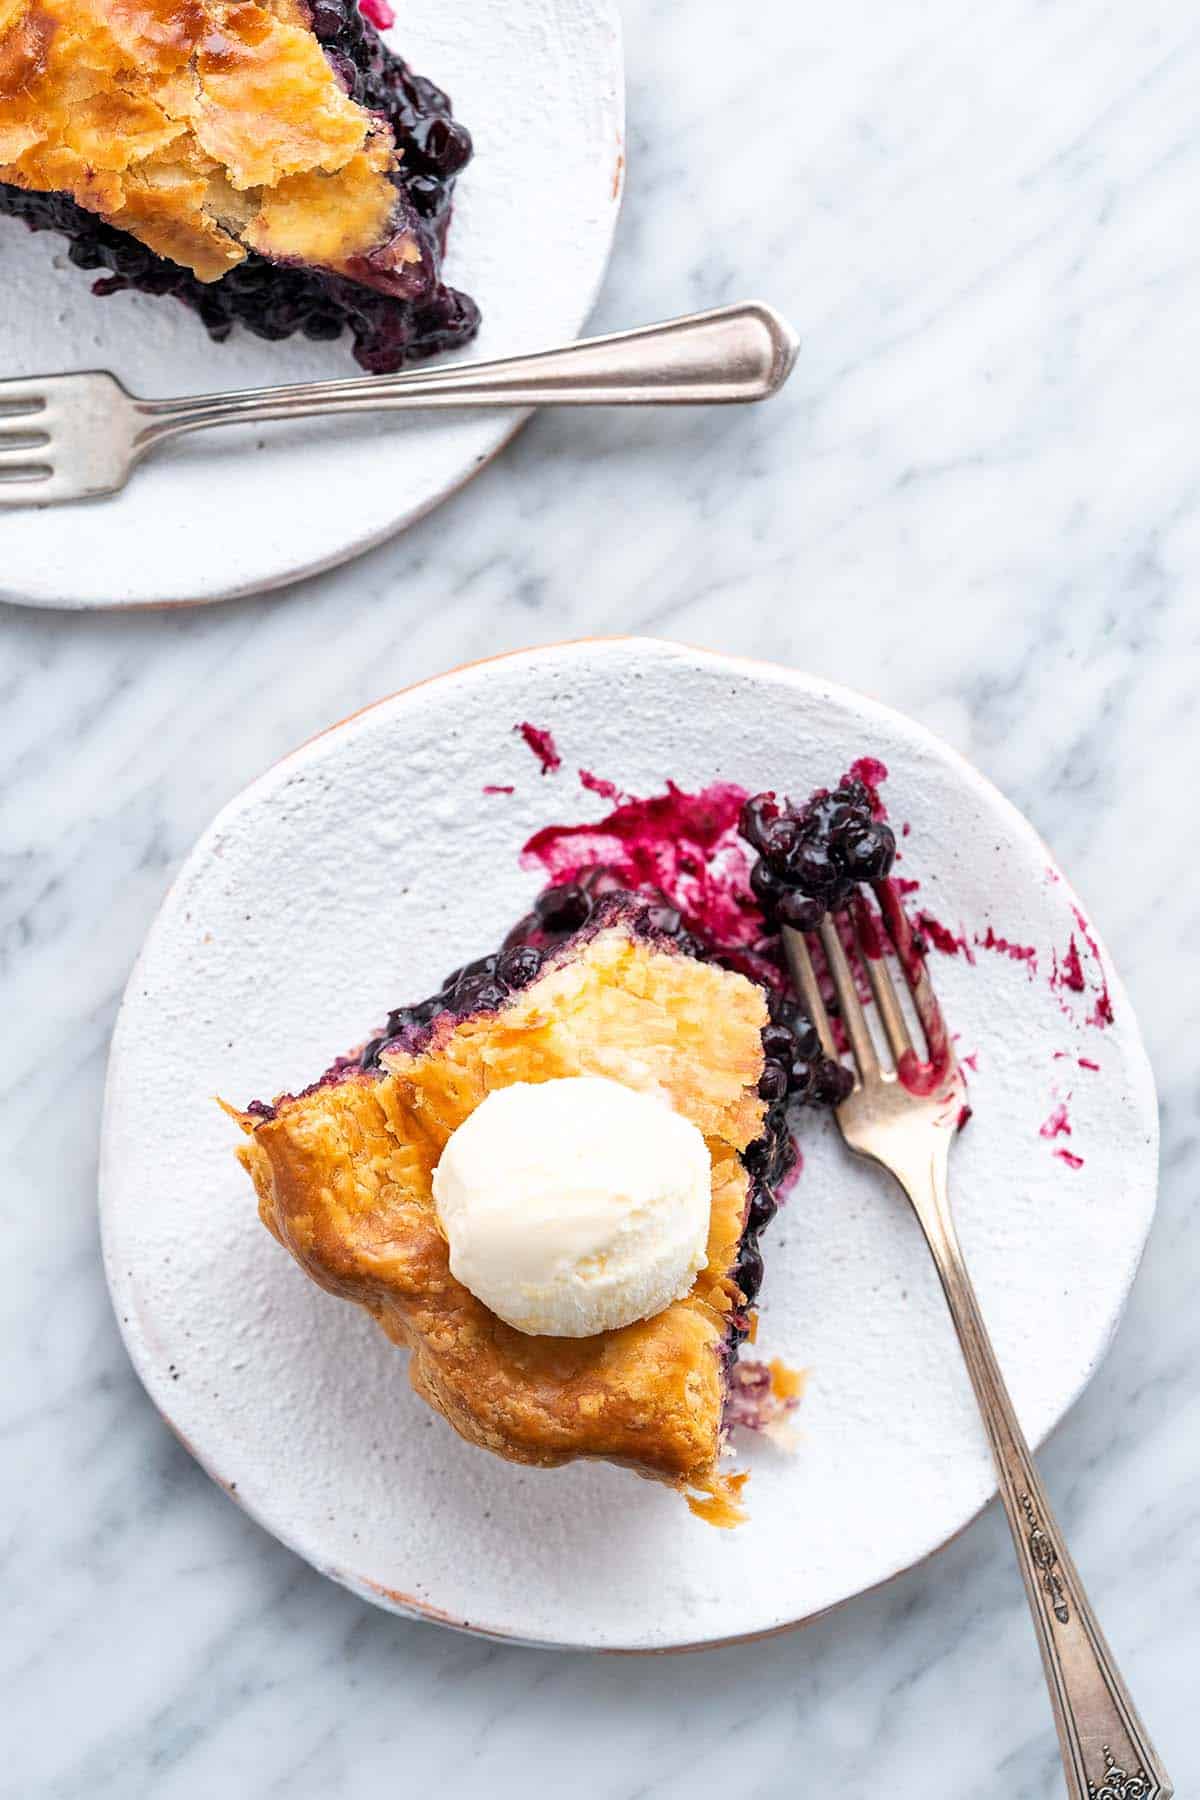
left=2, top=0, right=1197, bottom=1791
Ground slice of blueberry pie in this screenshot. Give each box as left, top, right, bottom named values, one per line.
left=232, top=913, right=789, bottom=1525
left=229, top=766, right=900, bottom=1524
left=0, top=0, right=479, bottom=370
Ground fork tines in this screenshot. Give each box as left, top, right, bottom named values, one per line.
left=0, top=385, right=51, bottom=492
left=0, top=383, right=47, bottom=417
left=782, top=886, right=951, bottom=1092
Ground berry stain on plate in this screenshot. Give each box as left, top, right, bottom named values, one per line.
left=1039, top=1101, right=1073, bottom=1140
left=505, top=736, right=1114, bottom=1174
left=516, top=722, right=562, bottom=775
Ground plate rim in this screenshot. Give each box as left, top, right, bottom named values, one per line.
left=99, top=636, right=1160, bottom=1650
left=0, top=0, right=625, bottom=612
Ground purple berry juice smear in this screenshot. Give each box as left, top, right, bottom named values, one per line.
left=515, top=723, right=562, bottom=775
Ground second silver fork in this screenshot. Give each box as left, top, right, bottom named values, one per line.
left=0, top=301, right=797, bottom=508
left=784, top=899, right=1170, bottom=1800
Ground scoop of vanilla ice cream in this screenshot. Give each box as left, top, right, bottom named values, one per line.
left=432, top=1076, right=712, bottom=1337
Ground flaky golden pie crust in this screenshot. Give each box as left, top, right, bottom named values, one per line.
left=231, top=929, right=769, bottom=1524
left=0, top=0, right=418, bottom=282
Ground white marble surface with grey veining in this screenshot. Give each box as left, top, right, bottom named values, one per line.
left=2, top=0, right=1198, bottom=1792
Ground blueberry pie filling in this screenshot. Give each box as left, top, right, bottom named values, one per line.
left=0, top=0, right=479, bottom=372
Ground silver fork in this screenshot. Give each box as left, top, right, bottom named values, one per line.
left=783, top=899, right=1171, bottom=1800
left=0, top=301, right=796, bottom=509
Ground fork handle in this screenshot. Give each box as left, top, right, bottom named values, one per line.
left=899, top=1145, right=1171, bottom=1800
left=131, top=303, right=798, bottom=447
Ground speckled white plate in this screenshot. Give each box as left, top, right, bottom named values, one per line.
left=0, top=0, right=623, bottom=611
left=100, top=639, right=1159, bottom=1650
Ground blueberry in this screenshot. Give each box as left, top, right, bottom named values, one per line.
left=496, top=945, right=542, bottom=989
left=788, top=1058, right=814, bottom=1096
left=806, top=796, right=853, bottom=836
left=410, top=73, right=452, bottom=112
left=778, top=890, right=825, bottom=930
left=407, top=173, right=449, bottom=218
left=744, top=1126, right=790, bottom=1185
left=773, top=1129, right=798, bottom=1185
left=453, top=977, right=508, bottom=1014
left=833, top=1063, right=856, bottom=1101
left=535, top=883, right=591, bottom=933
left=407, top=115, right=473, bottom=179
left=309, top=0, right=346, bottom=37
left=748, top=1184, right=778, bottom=1233
left=322, top=45, right=360, bottom=93
left=457, top=954, right=498, bottom=982
left=750, top=860, right=787, bottom=909
left=837, top=822, right=896, bottom=880
left=791, top=838, right=840, bottom=896
left=761, top=1023, right=796, bottom=1063
left=112, top=241, right=152, bottom=278
left=758, top=1061, right=789, bottom=1103
left=733, top=1238, right=764, bottom=1305
left=812, top=1058, right=855, bottom=1105
left=738, top=793, right=779, bottom=852
left=768, top=992, right=807, bottom=1031
left=303, top=312, right=345, bottom=341
left=759, top=816, right=804, bottom=871
left=743, top=1136, right=773, bottom=1177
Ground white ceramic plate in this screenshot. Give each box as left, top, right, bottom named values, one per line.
left=100, top=639, right=1158, bottom=1651
left=0, top=0, right=623, bottom=610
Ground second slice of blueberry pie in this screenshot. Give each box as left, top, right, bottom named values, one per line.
left=0, top=0, right=479, bottom=370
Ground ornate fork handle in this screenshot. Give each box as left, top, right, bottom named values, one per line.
left=898, top=1141, right=1171, bottom=1800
